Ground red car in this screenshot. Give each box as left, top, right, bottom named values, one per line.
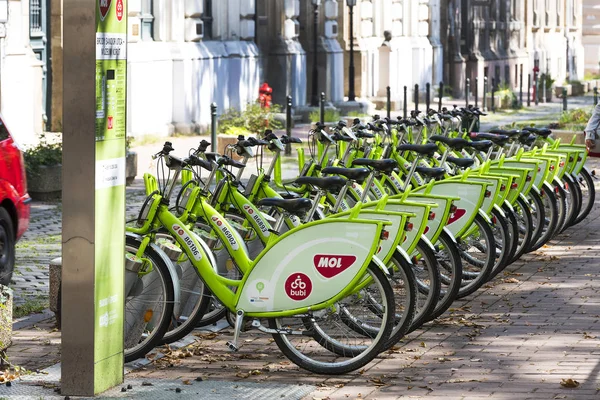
left=0, top=115, right=30, bottom=285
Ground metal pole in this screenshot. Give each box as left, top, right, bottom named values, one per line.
left=534, top=72, right=539, bottom=106
left=285, top=95, right=292, bottom=156
left=562, top=88, right=567, bottom=111
left=465, top=78, right=470, bottom=107
left=320, top=92, right=325, bottom=125
left=491, top=78, right=496, bottom=113
left=540, top=74, right=546, bottom=103
left=386, top=86, right=391, bottom=119
left=483, top=76, right=488, bottom=111
left=403, top=85, right=408, bottom=119
left=348, top=3, right=356, bottom=102
left=310, top=3, right=319, bottom=106
left=519, top=69, right=523, bottom=107
left=426, top=83, right=431, bottom=112
left=414, top=84, right=419, bottom=112
left=211, top=103, right=217, bottom=152
left=474, top=77, right=478, bottom=108
left=438, top=81, right=443, bottom=112
left=527, top=73, right=531, bottom=107
left=594, top=86, right=598, bottom=106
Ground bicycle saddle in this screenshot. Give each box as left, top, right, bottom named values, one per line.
left=470, top=133, right=510, bottom=146
left=351, top=158, right=399, bottom=174
left=522, top=127, right=552, bottom=138
left=429, top=135, right=470, bottom=150
left=415, top=166, right=446, bottom=179
left=446, top=156, right=475, bottom=169
left=397, top=143, right=439, bottom=157
left=465, top=140, right=493, bottom=152
left=256, top=198, right=313, bottom=216
left=295, top=176, right=347, bottom=192
left=321, top=167, right=371, bottom=184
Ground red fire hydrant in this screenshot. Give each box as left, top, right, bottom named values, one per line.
left=259, top=82, right=273, bottom=109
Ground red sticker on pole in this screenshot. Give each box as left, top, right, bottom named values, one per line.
left=116, top=0, right=124, bottom=21
left=284, top=273, right=312, bottom=301
left=98, top=0, right=112, bottom=21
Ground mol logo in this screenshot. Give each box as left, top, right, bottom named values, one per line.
left=98, top=0, right=112, bottom=21
left=313, top=254, right=357, bottom=278
left=447, top=208, right=466, bottom=225
left=171, top=224, right=202, bottom=261
left=284, top=273, right=312, bottom=301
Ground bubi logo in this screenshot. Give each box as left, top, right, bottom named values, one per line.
left=313, top=255, right=357, bottom=278
left=284, top=273, right=312, bottom=301
left=116, top=0, right=124, bottom=21
left=99, top=0, right=112, bottom=21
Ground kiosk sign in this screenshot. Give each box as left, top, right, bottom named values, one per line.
left=94, top=0, right=127, bottom=392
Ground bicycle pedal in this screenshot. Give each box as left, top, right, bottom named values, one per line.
left=226, top=341, right=239, bottom=352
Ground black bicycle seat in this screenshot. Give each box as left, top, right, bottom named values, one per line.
left=415, top=166, right=446, bottom=179
left=446, top=156, right=475, bottom=169
left=351, top=158, right=399, bottom=174
left=465, top=140, right=493, bottom=152
left=470, top=133, right=510, bottom=146
left=489, top=128, right=521, bottom=138
left=295, top=176, right=347, bottom=192
left=321, top=167, right=371, bottom=184
left=429, top=135, right=470, bottom=150
left=256, top=198, right=312, bottom=216
left=522, top=126, right=552, bottom=138
left=397, top=143, right=439, bottom=157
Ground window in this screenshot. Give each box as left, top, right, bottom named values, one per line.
left=140, top=0, right=154, bottom=41
left=202, top=0, right=213, bottom=39
left=30, top=0, right=43, bottom=37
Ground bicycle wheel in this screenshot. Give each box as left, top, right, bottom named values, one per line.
left=527, top=184, right=558, bottom=252
left=501, top=204, right=519, bottom=265
left=159, top=259, right=212, bottom=345
left=488, top=208, right=512, bottom=280
left=524, top=190, right=545, bottom=254
left=561, top=174, right=582, bottom=231
left=573, top=168, right=596, bottom=225
left=406, top=239, right=440, bottom=333
left=552, top=181, right=568, bottom=236
left=510, top=196, right=534, bottom=262
left=268, top=263, right=395, bottom=375
left=125, top=236, right=175, bottom=362
left=456, top=213, right=496, bottom=299
left=425, top=230, right=463, bottom=322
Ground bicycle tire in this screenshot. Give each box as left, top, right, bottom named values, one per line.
left=425, top=230, right=463, bottom=322
left=526, top=184, right=558, bottom=252
left=573, top=168, right=596, bottom=225
left=406, top=239, right=440, bottom=333
left=456, top=213, right=496, bottom=299
left=561, top=174, right=582, bottom=231
left=267, top=263, right=395, bottom=375
left=159, top=259, right=212, bottom=345
left=125, top=236, right=175, bottom=363
left=510, top=196, right=534, bottom=262
left=552, top=181, right=568, bottom=236
left=500, top=204, right=519, bottom=264
left=488, top=208, right=512, bottom=280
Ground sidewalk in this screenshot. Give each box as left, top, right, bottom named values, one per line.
left=3, top=100, right=600, bottom=398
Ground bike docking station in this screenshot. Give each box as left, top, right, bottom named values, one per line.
left=62, top=0, right=127, bottom=395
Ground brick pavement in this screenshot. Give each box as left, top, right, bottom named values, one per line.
left=4, top=114, right=600, bottom=398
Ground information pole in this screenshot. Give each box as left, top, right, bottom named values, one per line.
left=62, top=0, right=127, bottom=395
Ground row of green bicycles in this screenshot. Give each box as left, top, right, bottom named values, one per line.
left=123, top=105, right=595, bottom=374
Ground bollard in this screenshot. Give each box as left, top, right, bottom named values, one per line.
left=540, top=75, right=545, bottom=104
left=562, top=88, right=567, bottom=111
left=438, top=82, right=444, bottom=112
left=483, top=77, right=488, bottom=111
left=320, top=92, right=325, bottom=125
left=285, top=95, right=293, bottom=156
left=210, top=103, right=217, bottom=152
left=527, top=73, right=531, bottom=107
left=465, top=78, right=470, bottom=107
left=403, top=86, right=408, bottom=119
left=414, top=84, right=419, bottom=112
left=491, top=78, right=496, bottom=113
left=474, top=77, right=478, bottom=108
left=386, top=86, right=391, bottom=119
left=519, top=69, right=523, bottom=107
left=534, top=73, right=539, bottom=106
left=426, top=83, right=431, bottom=112
left=594, top=86, right=598, bottom=105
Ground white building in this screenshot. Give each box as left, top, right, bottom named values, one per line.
left=0, top=0, right=44, bottom=146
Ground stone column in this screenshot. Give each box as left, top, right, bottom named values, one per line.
left=429, top=0, right=443, bottom=87
left=448, top=0, right=465, bottom=98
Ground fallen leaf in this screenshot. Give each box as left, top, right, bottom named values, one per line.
left=583, top=332, right=596, bottom=339
left=182, top=380, right=191, bottom=385
left=420, top=341, right=427, bottom=348
left=235, top=372, right=249, bottom=379
left=560, top=378, right=579, bottom=388
left=370, top=378, right=387, bottom=386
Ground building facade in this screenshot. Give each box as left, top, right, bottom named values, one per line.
left=0, top=0, right=45, bottom=145
left=33, top=0, right=593, bottom=139
left=583, top=0, right=600, bottom=74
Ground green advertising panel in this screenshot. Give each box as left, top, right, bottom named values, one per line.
left=94, top=0, right=126, bottom=393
